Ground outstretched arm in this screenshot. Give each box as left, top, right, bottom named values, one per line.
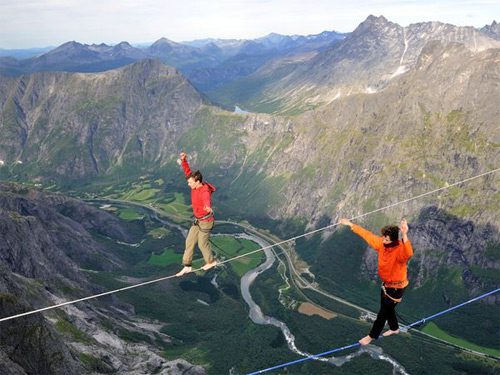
left=339, top=218, right=383, bottom=252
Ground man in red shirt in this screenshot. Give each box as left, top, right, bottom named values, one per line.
left=339, top=218, right=413, bottom=345
left=176, top=152, right=217, bottom=277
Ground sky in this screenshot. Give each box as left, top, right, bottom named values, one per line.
left=0, top=0, right=498, bottom=49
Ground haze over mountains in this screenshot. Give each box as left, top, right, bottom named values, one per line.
left=0, top=14, right=499, bottom=374
left=0, top=30, right=346, bottom=93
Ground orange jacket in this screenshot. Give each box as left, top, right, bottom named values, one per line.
left=351, top=224, right=413, bottom=288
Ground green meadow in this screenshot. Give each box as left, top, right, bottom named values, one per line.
left=210, top=235, right=264, bottom=277
left=422, top=322, right=500, bottom=357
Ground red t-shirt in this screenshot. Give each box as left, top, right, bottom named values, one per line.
left=181, top=159, right=216, bottom=221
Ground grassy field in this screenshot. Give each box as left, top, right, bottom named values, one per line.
left=156, top=192, right=192, bottom=220
left=121, top=186, right=160, bottom=201
left=146, top=249, right=206, bottom=271
left=211, top=235, right=264, bottom=277
left=146, top=236, right=264, bottom=277
left=422, top=321, right=500, bottom=357
left=117, top=208, right=144, bottom=221
left=103, top=178, right=192, bottom=223
left=148, top=227, right=170, bottom=239
left=148, top=248, right=182, bottom=267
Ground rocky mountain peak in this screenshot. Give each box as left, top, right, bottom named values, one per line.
left=343, top=15, right=402, bottom=54
left=406, top=20, right=500, bottom=53
left=44, top=41, right=88, bottom=57
left=355, top=14, right=397, bottom=33
left=264, top=32, right=284, bottom=39
left=114, top=41, right=133, bottom=49
left=55, top=40, right=84, bottom=50
left=480, top=20, right=500, bottom=40
left=109, top=41, right=146, bottom=59
left=152, top=37, right=176, bottom=45
left=149, top=37, right=179, bottom=54
left=120, top=58, right=180, bottom=78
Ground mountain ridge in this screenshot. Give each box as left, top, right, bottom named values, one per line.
left=0, top=182, right=205, bottom=374
left=210, top=15, right=500, bottom=113
left=0, top=30, right=345, bottom=93
left=0, top=42, right=498, bottom=227
left=0, top=59, right=207, bottom=180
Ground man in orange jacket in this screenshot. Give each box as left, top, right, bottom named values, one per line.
left=339, top=218, right=413, bottom=345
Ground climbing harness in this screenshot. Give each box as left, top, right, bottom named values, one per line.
left=382, top=284, right=403, bottom=303
left=192, top=212, right=215, bottom=232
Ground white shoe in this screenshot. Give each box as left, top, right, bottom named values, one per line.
left=202, top=261, right=217, bottom=271
left=176, top=266, right=192, bottom=277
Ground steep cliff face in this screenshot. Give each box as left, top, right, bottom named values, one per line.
left=0, top=269, right=84, bottom=375
left=0, top=59, right=205, bottom=180
left=0, top=183, right=126, bottom=281
left=0, top=183, right=120, bottom=373
left=216, top=41, right=499, bottom=228
left=410, top=207, right=500, bottom=288
left=0, top=183, right=205, bottom=374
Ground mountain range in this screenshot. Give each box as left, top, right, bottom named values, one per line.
left=0, top=16, right=498, bottom=225
left=1, top=17, right=498, bottom=108
left=0, top=14, right=499, bottom=374
left=210, top=16, right=500, bottom=113
left=0, top=31, right=346, bottom=94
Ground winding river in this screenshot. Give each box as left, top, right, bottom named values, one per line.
left=237, top=233, right=322, bottom=360
left=235, top=232, right=408, bottom=373
left=95, top=199, right=407, bottom=372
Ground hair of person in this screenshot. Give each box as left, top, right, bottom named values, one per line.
left=187, top=170, right=203, bottom=183
left=380, top=225, right=399, bottom=241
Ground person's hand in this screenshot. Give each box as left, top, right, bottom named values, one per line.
left=340, top=218, right=353, bottom=228
left=204, top=206, right=213, bottom=214
left=400, top=219, right=408, bottom=234
left=179, top=152, right=187, bottom=161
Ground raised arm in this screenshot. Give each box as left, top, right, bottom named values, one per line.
left=340, top=218, right=383, bottom=252
left=180, top=152, right=192, bottom=177
left=398, top=218, right=413, bottom=262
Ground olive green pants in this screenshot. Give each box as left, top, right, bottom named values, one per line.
left=182, top=220, right=214, bottom=266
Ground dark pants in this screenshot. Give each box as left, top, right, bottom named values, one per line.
left=369, top=286, right=406, bottom=339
